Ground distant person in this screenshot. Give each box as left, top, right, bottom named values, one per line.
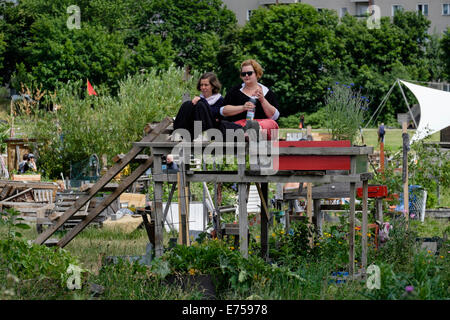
left=165, top=154, right=178, bottom=172
left=299, top=114, right=305, bottom=129
left=18, top=153, right=37, bottom=173
left=18, top=154, right=29, bottom=173
left=377, top=123, right=385, bottom=143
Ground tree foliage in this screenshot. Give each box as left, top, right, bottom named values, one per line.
left=442, top=28, right=450, bottom=80
left=17, top=66, right=200, bottom=178
left=240, top=4, right=341, bottom=115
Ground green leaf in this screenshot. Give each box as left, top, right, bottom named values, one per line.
left=14, top=223, right=31, bottom=230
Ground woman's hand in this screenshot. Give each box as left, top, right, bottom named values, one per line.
left=192, top=96, right=201, bottom=105
left=253, top=87, right=264, bottom=102
left=243, top=101, right=255, bottom=110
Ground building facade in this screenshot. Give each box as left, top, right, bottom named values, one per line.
left=222, top=0, right=450, bottom=34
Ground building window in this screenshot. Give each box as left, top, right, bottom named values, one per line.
left=443, top=4, right=450, bottom=16
left=246, top=10, right=253, bottom=21
left=417, top=4, right=429, bottom=16
left=340, top=7, right=348, bottom=17
left=444, top=83, right=450, bottom=92
left=392, top=5, right=403, bottom=16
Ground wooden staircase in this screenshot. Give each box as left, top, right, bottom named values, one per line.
left=34, top=117, right=173, bottom=248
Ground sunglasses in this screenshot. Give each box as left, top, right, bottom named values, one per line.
left=240, top=71, right=254, bottom=77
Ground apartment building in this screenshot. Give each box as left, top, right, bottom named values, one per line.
left=222, top=0, right=450, bottom=34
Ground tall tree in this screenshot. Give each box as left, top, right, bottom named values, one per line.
left=442, top=28, right=450, bottom=81
left=133, top=0, right=237, bottom=72
left=240, top=4, right=341, bottom=115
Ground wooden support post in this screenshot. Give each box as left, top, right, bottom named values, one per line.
left=163, top=183, right=177, bottom=231
left=313, top=199, right=322, bottom=236
left=380, top=141, right=385, bottom=174
left=349, top=182, right=356, bottom=276
left=362, top=179, right=368, bottom=275
left=375, top=198, right=383, bottom=223
left=307, top=182, right=313, bottom=247
left=153, top=156, right=165, bottom=257
left=402, top=122, right=409, bottom=222
left=349, top=156, right=357, bottom=275
left=306, top=126, right=312, bottom=141
left=259, top=182, right=269, bottom=261
left=177, top=164, right=189, bottom=246
left=238, top=182, right=248, bottom=258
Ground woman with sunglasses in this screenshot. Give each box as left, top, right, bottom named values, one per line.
left=221, top=59, right=280, bottom=139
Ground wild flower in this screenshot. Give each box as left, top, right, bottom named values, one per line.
left=405, top=285, right=414, bottom=293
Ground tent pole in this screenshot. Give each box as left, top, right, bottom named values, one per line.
left=397, top=80, right=418, bottom=129
left=364, top=80, right=397, bottom=129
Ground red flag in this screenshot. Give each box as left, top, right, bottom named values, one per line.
left=87, top=79, right=97, bottom=96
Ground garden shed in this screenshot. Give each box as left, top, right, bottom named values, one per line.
left=4, top=137, right=38, bottom=174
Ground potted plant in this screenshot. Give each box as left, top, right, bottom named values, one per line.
left=324, top=83, right=369, bottom=145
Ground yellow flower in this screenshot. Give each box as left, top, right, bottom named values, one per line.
left=367, top=233, right=372, bottom=237
left=230, top=246, right=235, bottom=250
left=255, top=235, right=260, bottom=239
left=188, top=268, right=196, bottom=275
left=280, top=230, right=285, bottom=234
left=272, top=233, right=276, bottom=237
left=440, top=256, right=444, bottom=259
left=357, top=232, right=362, bottom=236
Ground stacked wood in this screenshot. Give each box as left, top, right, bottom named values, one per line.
left=41, top=191, right=110, bottom=231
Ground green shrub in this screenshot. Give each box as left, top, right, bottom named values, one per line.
left=324, top=83, right=369, bottom=143
left=17, top=66, right=200, bottom=179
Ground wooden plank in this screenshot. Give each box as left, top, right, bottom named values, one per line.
left=260, top=182, right=269, bottom=261
left=113, top=154, right=151, bottom=163
left=361, top=179, right=369, bottom=275
left=11, top=174, right=41, bottom=182
left=1, top=188, right=33, bottom=202
left=239, top=183, right=248, bottom=258
left=153, top=173, right=371, bottom=184
left=0, top=185, right=13, bottom=200
left=255, top=183, right=270, bottom=221
left=402, top=122, right=409, bottom=222
left=307, top=183, right=313, bottom=248
left=349, top=182, right=356, bottom=276
left=313, top=199, right=322, bottom=236
left=119, top=193, right=146, bottom=208
left=153, top=155, right=164, bottom=257
left=34, top=117, right=172, bottom=246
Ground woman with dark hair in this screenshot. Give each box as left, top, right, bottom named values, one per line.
left=221, top=59, right=280, bottom=140
left=174, top=72, right=230, bottom=139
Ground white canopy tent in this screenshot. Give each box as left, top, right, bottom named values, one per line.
left=365, top=79, right=450, bottom=144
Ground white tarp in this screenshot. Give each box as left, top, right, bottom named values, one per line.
left=399, top=80, right=450, bottom=143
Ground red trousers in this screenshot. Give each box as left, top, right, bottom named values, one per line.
left=234, top=119, right=279, bottom=140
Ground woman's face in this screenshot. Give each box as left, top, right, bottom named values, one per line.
left=240, top=65, right=257, bottom=86
left=199, top=78, right=213, bottom=98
